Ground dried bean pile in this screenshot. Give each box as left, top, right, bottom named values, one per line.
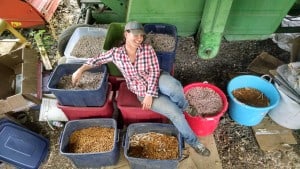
left=185, top=87, right=223, bottom=117
left=232, top=87, right=270, bottom=107
left=68, top=127, right=114, bottom=153
left=57, top=72, right=104, bottom=90
left=144, top=33, right=176, bottom=52
left=128, top=132, right=179, bottom=160
left=71, top=36, right=105, bottom=58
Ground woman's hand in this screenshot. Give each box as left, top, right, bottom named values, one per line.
left=72, top=69, right=83, bottom=86
left=72, top=64, right=94, bottom=86
left=142, top=95, right=153, bottom=110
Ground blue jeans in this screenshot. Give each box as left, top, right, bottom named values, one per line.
left=138, top=71, right=202, bottom=147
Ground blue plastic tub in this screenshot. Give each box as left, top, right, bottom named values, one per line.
left=59, top=118, right=120, bottom=168
left=227, top=75, right=280, bottom=126
left=123, top=123, right=183, bottom=169
left=0, top=118, right=49, bottom=169
left=144, top=23, right=178, bottom=73
left=47, top=63, right=108, bottom=107
left=156, top=52, right=175, bottom=73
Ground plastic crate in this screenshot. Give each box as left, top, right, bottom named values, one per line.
left=64, top=27, right=107, bottom=63
left=103, top=23, right=125, bottom=77
left=144, top=23, right=178, bottom=73
left=157, top=53, right=176, bottom=73
left=108, top=75, right=125, bottom=91
left=0, top=118, right=49, bottom=169
left=116, top=82, right=168, bottom=126
left=59, top=118, right=120, bottom=168
left=47, top=63, right=108, bottom=107
left=123, top=123, right=183, bottom=169
left=57, top=83, right=114, bottom=120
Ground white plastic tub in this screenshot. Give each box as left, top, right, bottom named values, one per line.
left=268, top=84, right=300, bottom=129
left=64, top=27, right=107, bottom=63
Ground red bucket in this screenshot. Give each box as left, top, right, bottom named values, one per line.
left=183, top=82, right=228, bottom=136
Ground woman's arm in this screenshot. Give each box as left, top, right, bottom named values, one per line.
left=72, top=64, right=94, bottom=85
left=72, top=48, right=116, bottom=85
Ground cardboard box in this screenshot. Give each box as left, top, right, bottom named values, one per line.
left=0, top=44, right=41, bottom=114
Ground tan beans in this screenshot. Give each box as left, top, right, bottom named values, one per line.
left=68, top=127, right=115, bottom=153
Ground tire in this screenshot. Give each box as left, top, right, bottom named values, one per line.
left=57, top=24, right=91, bottom=56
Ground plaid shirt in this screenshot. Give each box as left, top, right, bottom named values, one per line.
left=86, top=44, right=160, bottom=97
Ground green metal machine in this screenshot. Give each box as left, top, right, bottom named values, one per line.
left=67, top=0, right=299, bottom=59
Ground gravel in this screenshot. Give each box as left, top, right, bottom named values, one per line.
left=185, top=87, right=223, bottom=116
left=70, top=36, right=105, bottom=58
left=1, top=0, right=299, bottom=169
left=57, top=72, right=104, bottom=90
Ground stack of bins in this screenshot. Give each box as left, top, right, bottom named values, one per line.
left=47, top=63, right=114, bottom=120
left=116, top=81, right=168, bottom=126
left=144, top=23, right=178, bottom=74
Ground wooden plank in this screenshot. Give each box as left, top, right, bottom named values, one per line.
left=247, top=52, right=284, bottom=75
left=187, top=134, right=222, bottom=169
left=0, top=41, right=17, bottom=55
left=34, top=33, right=52, bottom=70
left=252, top=116, right=297, bottom=151
left=178, top=156, right=199, bottom=169
left=178, top=134, right=222, bottom=169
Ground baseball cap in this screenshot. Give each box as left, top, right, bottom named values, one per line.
left=124, top=21, right=145, bottom=35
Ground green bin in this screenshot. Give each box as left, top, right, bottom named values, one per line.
left=103, top=23, right=126, bottom=77
left=126, top=0, right=297, bottom=58
left=224, top=0, right=296, bottom=41
left=126, top=0, right=205, bottom=36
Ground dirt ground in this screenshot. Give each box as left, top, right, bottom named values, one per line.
left=1, top=0, right=300, bottom=169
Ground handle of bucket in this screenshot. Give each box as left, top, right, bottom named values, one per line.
left=58, top=131, right=63, bottom=145
left=122, top=134, right=126, bottom=147
left=261, top=74, right=273, bottom=83
left=116, top=129, right=120, bottom=142
left=205, top=117, right=215, bottom=121
left=181, top=137, right=185, bottom=149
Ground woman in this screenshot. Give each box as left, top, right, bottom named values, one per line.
left=72, top=21, right=210, bottom=156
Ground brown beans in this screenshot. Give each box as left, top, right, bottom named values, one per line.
left=232, top=87, right=270, bottom=107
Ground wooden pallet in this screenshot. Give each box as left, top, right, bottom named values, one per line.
left=252, top=116, right=297, bottom=151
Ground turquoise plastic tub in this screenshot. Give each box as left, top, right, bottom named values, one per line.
left=227, top=75, right=280, bottom=126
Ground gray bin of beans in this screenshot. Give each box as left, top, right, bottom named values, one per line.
left=123, top=123, right=184, bottom=169
left=59, top=118, right=120, bottom=168
left=47, top=63, right=108, bottom=107
left=64, top=27, right=107, bottom=63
